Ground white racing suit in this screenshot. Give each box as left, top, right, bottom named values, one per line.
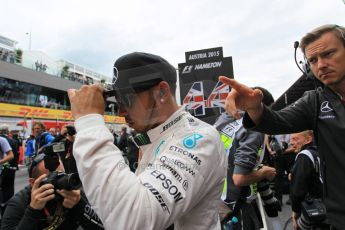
left=73, top=107, right=227, bottom=230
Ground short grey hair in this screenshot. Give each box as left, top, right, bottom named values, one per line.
left=0, top=124, right=9, bottom=134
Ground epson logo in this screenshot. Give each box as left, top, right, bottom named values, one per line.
left=150, top=170, right=183, bottom=203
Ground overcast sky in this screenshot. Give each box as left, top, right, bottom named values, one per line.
left=1, top=0, right=344, bottom=99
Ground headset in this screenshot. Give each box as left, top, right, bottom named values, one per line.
left=293, top=41, right=314, bottom=80
left=293, top=41, right=323, bottom=89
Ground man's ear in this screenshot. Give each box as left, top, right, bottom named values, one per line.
left=157, top=81, right=170, bottom=101
left=159, top=89, right=165, bottom=103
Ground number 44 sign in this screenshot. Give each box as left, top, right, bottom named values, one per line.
left=182, top=81, right=229, bottom=116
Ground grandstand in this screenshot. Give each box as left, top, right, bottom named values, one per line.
left=0, top=34, right=124, bottom=135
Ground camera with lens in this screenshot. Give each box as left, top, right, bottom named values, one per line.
left=40, top=143, right=81, bottom=191
left=301, top=197, right=326, bottom=224
left=257, top=179, right=281, bottom=217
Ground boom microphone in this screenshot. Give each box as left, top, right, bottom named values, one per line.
left=293, top=41, right=307, bottom=76
left=294, top=41, right=299, bottom=49
left=293, top=41, right=322, bottom=88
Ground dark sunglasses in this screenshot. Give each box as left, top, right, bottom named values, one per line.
left=104, top=86, right=154, bottom=109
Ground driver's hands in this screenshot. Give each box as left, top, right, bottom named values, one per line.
left=30, top=174, right=55, bottom=210
left=68, top=84, right=105, bottom=120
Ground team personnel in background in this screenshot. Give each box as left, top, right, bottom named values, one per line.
left=0, top=136, right=14, bottom=168
left=24, top=135, right=35, bottom=166
left=0, top=133, right=14, bottom=217
left=220, top=24, right=345, bottom=230
left=68, top=52, right=227, bottom=229
left=116, top=126, right=129, bottom=153
left=0, top=125, right=19, bottom=215
left=214, top=87, right=277, bottom=229
left=289, top=130, right=326, bottom=229
left=32, top=122, right=55, bottom=155
left=1, top=153, right=104, bottom=230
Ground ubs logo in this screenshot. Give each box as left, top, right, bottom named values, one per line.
left=320, top=101, right=333, bottom=113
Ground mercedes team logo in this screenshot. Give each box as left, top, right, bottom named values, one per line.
left=112, top=66, right=119, bottom=84
left=320, top=101, right=333, bottom=113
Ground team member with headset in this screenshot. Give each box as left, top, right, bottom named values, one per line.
left=220, top=24, right=345, bottom=230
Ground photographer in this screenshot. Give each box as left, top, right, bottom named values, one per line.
left=289, top=131, right=326, bottom=230
left=68, top=52, right=227, bottom=229
left=1, top=150, right=104, bottom=230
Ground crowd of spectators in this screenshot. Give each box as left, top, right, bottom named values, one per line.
left=0, top=48, right=97, bottom=88
left=0, top=78, right=67, bottom=110
left=0, top=48, right=15, bottom=64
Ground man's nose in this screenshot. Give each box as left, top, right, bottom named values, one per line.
left=317, top=58, right=328, bottom=69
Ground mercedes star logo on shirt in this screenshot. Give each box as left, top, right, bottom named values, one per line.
left=320, top=101, right=333, bottom=113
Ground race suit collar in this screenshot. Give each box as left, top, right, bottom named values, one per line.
left=133, top=105, right=187, bottom=146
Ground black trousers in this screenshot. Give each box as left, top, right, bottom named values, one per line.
left=0, top=168, right=16, bottom=203
left=0, top=168, right=16, bottom=217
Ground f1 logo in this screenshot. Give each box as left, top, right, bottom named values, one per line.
left=182, top=65, right=193, bottom=74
